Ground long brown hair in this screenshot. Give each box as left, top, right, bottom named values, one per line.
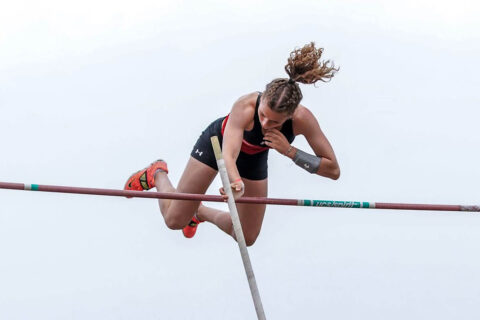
left=263, top=42, right=339, bottom=115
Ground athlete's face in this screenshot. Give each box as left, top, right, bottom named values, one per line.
left=258, top=100, right=291, bottom=131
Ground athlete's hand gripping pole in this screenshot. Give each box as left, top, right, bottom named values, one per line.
left=210, top=136, right=266, bottom=320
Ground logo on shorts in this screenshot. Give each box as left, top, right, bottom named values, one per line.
left=195, top=149, right=203, bottom=157
left=304, top=164, right=310, bottom=169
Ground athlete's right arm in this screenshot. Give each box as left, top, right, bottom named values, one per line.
left=221, top=93, right=256, bottom=198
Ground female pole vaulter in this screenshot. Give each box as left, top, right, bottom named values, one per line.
left=124, top=42, right=340, bottom=245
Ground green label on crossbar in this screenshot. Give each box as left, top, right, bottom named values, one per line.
left=25, top=184, right=40, bottom=191
left=303, top=200, right=370, bottom=208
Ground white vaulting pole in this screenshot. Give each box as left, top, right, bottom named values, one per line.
left=210, top=136, right=266, bottom=320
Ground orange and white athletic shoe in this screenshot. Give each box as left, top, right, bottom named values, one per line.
left=124, top=160, right=168, bottom=192
left=182, top=215, right=204, bottom=238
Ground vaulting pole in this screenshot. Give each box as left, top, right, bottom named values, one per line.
left=210, top=136, right=266, bottom=320
left=0, top=182, right=478, bottom=212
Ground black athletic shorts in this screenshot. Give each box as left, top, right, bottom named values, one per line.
left=190, top=117, right=269, bottom=180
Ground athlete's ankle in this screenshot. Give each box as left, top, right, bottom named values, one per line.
left=196, top=202, right=208, bottom=222
left=154, top=169, right=167, bottom=183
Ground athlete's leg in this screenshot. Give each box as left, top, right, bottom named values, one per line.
left=155, top=156, right=217, bottom=229
left=197, top=178, right=268, bottom=246
left=197, top=204, right=233, bottom=236
left=236, top=178, right=268, bottom=246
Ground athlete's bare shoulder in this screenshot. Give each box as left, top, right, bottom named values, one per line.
left=229, top=92, right=259, bottom=126
left=291, top=104, right=319, bottom=135
left=292, top=104, right=316, bottom=123
left=232, top=92, right=259, bottom=112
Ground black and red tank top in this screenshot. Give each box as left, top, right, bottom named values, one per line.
left=221, top=93, right=295, bottom=155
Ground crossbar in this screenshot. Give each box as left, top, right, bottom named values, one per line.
left=0, top=181, right=478, bottom=212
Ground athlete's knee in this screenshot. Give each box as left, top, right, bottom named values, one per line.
left=244, top=234, right=259, bottom=247
left=230, top=229, right=257, bottom=246
left=164, top=214, right=189, bottom=230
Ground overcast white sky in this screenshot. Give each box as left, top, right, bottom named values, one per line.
left=1, top=1, right=480, bottom=319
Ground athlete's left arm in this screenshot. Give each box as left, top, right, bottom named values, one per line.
left=293, top=106, right=340, bottom=180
